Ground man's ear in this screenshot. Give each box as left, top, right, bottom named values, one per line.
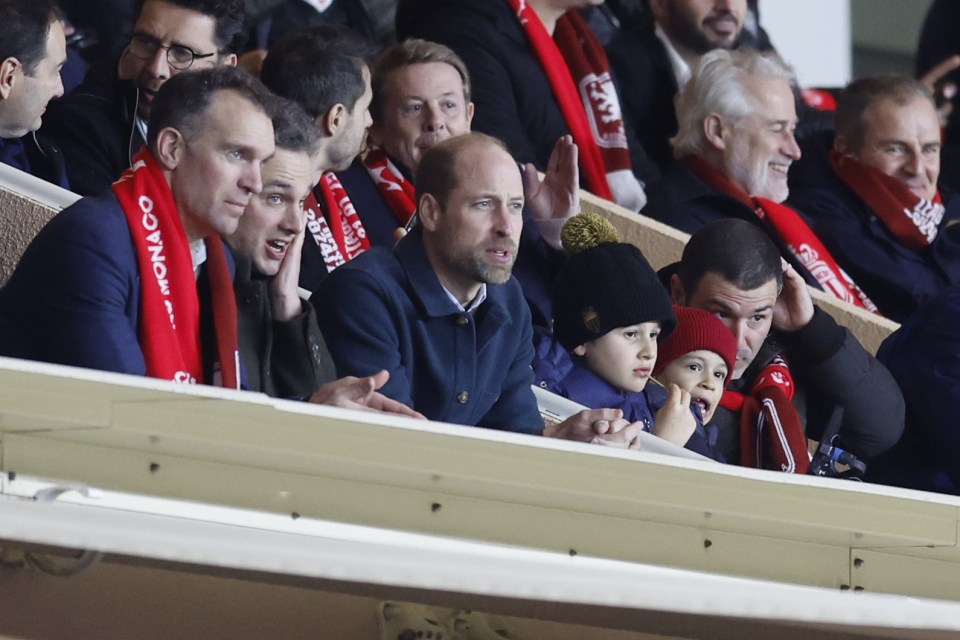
left=418, top=193, right=441, bottom=232
left=648, top=0, right=668, bottom=21
left=465, top=101, right=475, bottom=127
left=153, top=127, right=185, bottom=170
left=834, top=134, right=852, bottom=156
left=703, top=114, right=728, bottom=151
left=572, top=344, right=587, bottom=357
left=222, top=52, right=238, bottom=67
left=0, top=57, right=21, bottom=100
left=322, top=103, right=347, bottom=137
left=669, top=273, right=687, bottom=305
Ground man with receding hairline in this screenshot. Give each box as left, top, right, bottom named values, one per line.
left=1, top=67, right=274, bottom=385
left=318, top=132, right=642, bottom=444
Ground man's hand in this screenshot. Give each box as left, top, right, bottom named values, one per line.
left=652, top=383, right=696, bottom=446
left=522, top=135, right=579, bottom=221
left=920, top=54, right=960, bottom=127
left=544, top=407, right=641, bottom=449
left=269, top=212, right=307, bottom=322
left=772, top=260, right=815, bottom=333
left=307, top=369, right=426, bottom=419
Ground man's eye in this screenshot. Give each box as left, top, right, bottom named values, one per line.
left=623, top=330, right=638, bottom=340
left=751, top=315, right=766, bottom=323
left=266, top=194, right=283, bottom=205
left=169, top=45, right=195, bottom=64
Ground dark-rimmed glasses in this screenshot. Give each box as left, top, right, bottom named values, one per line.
left=126, top=33, right=216, bottom=71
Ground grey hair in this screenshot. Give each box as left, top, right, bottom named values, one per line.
left=671, top=49, right=797, bottom=159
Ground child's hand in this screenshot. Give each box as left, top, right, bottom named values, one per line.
left=652, top=383, right=696, bottom=446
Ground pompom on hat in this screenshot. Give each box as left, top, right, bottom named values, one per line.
left=653, top=305, right=738, bottom=378
left=552, top=213, right=676, bottom=351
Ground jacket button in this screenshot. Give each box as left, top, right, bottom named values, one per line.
left=456, top=315, right=469, bottom=326
left=457, top=391, right=469, bottom=404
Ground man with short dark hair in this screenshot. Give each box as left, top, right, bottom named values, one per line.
left=0, top=0, right=68, bottom=186
left=788, top=75, right=960, bottom=322
left=41, top=0, right=245, bottom=195
left=259, top=25, right=373, bottom=297
left=668, top=218, right=905, bottom=468
left=317, top=132, right=640, bottom=444
left=0, top=67, right=274, bottom=386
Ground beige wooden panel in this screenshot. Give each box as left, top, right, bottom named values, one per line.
left=851, top=548, right=960, bottom=601
left=3, top=359, right=960, bottom=597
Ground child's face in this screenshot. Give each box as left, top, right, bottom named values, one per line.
left=657, top=349, right=729, bottom=423
left=574, top=322, right=661, bottom=393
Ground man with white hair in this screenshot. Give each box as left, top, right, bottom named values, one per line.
left=644, top=48, right=877, bottom=313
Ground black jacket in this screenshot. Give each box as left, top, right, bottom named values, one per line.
left=40, top=67, right=143, bottom=197
left=395, top=0, right=658, bottom=185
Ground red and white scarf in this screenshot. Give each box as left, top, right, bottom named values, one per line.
left=112, top=148, right=239, bottom=388
left=303, top=171, right=371, bottom=271
left=720, top=355, right=810, bottom=473
left=686, top=157, right=878, bottom=313
left=362, top=148, right=417, bottom=226
left=831, top=151, right=944, bottom=251
left=507, top=0, right=630, bottom=202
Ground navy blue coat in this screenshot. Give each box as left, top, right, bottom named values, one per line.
left=315, top=230, right=543, bottom=433
left=871, top=286, right=960, bottom=494
left=788, top=175, right=960, bottom=323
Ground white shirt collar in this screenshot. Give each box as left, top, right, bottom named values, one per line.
left=443, top=283, right=488, bottom=313
left=655, top=23, right=692, bottom=90
left=191, top=239, right=207, bottom=277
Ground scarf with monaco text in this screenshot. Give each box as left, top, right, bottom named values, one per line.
left=685, top=156, right=878, bottom=313
left=112, top=147, right=239, bottom=388
left=831, top=150, right=944, bottom=251
left=303, top=171, right=371, bottom=271
left=506, top=0, right=630, bottom=202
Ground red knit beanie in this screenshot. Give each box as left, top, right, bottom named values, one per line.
left=653, top=305, right=737, bottom=377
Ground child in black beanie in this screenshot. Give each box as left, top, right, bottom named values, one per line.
left=532, top=214, right=722, bottom=460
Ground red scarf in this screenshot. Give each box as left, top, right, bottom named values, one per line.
left=506, top=0, right=619, bottom=201
left=362, top=148, right=417, bottom=226
left=303, top=171, right=371, bottom=271
left=686, top=157, right=878, bottom=313
left=831, top=151, right=944, bottom=251
left=720, top=356, right=810, bottom=473
left=112, top=148, right=239, bottom=388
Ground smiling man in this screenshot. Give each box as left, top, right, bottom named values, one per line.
left=0, top=67, right=274, bottom=387
left=668, top=218, right=905, bottom=471
left=643, top=49, right=878, bottom=312
left=41, top=0, right=245, bottom=195
left=317, top=132, right=641, bottom=445
left=788, top=75, right=960, bottom=322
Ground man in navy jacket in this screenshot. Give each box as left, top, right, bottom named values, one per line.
left=318, top=133, right=641, bottom=443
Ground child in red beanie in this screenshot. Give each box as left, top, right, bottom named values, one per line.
left=654, top=306, right=738, bottom=425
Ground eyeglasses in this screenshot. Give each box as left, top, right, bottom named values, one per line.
left=126, top=33, right=216, bottom=71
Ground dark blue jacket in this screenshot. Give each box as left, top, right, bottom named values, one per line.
left=315, top=230, right=542, bottom=433
left=788, top=175, right=960, bottom=323
left=0, top=190, right=235, bottom=384
left=532, top=331, right=721, bottom=460
left=870, top=286, right=960, bottom=494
